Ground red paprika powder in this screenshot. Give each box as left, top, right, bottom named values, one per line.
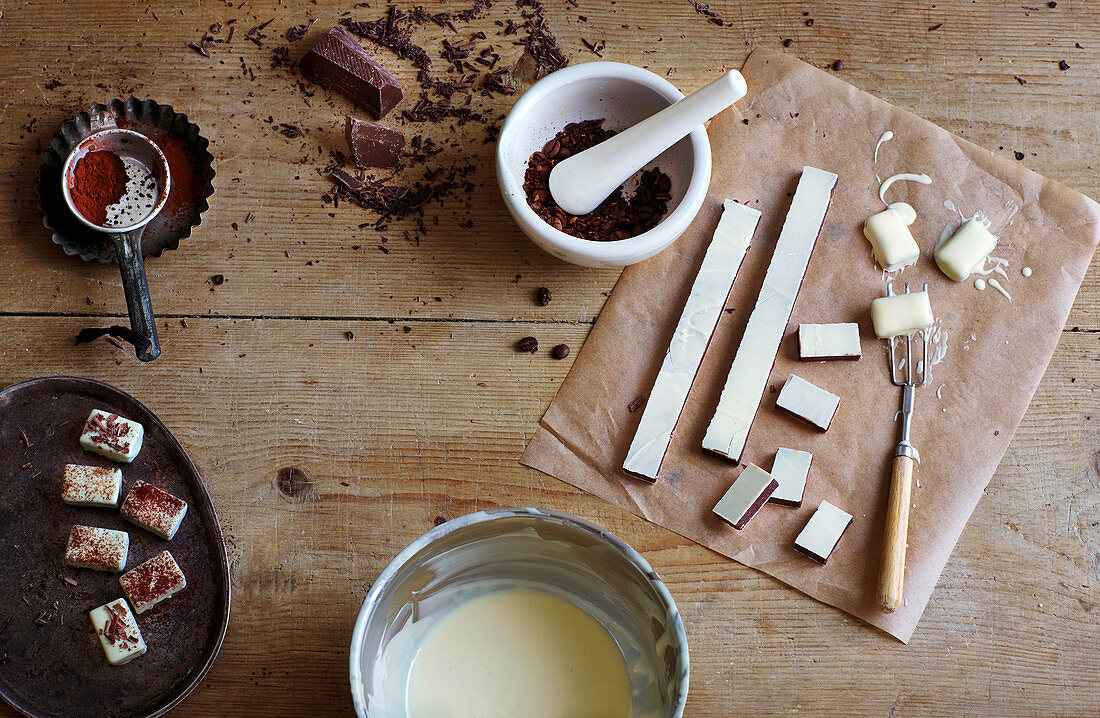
left=70, top=150, right=127, bottom=226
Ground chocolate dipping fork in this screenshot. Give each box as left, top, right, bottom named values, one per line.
left=877, top=283, right=931, bottom=613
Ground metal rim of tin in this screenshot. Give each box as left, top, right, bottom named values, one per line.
left=35, top=97, right=216, bottom=264
left=347, top=507, right=690, bottom=718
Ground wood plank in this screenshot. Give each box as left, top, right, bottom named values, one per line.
left=0, top=1, right=1095, bottom=325
left=0, top=317, right=1094, bottom=715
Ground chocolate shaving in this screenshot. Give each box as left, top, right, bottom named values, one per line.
left=688, top=0, right=725, bottom=25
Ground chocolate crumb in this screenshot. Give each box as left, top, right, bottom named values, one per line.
left=628, top=396, right=645, bottom=412
left=928, top=22, right=943, bottom=31
left=742, top=118, right=750, bottom=125
left=551, top=344, right=570, bottom=359
left=831, top=59, right=844, bottom=71
left=516, top=336, right=538, bottom=353
left=1048, top=1, right=1057, bottom=7
left=781, top=38, right=793, bottom=47
left=1058, top=59, right=1070, bottom=70
left=1015, top=75, right=1027, bottom=84
left=1014, top=151, right=1025, bottom=160
left=433, top=516, right=447, bottom=526
left=536, top=287, right=552, bottom=306
left=805, top=18, right=814, bottom=26
left=210, top=274, right=225, bottom=286
left=345, top=331, right=355, bottom=341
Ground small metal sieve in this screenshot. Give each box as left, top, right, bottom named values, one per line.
left=60, top=129, right=171, bottom=361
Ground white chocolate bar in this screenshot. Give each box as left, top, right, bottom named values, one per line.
left=935, top=218, right=998, bottom=281
left=768, top=448, right=812, bottom=507
left=623, top=200, right=761, bottom=481
left=65, top=525, right=129, bottom=573
left=794, top=500, right=853, bottom=563
left=775, top=374, right=840, bottom=431
left=703, top=167, right=838, bottom=462
left=713, top=463, right=778, bottom=530
left=798, top=323, right=861, bottom=360
left=870, top=290, right=934, bottom=338
left=79, top=409, right=144, bottom=463
left=89, top=598, right=147, bottom=666
left=120, top=550, right=187, bottom=614
left=61, top=464, right=123, bottom=508
left=863, top=202, right=920, bottom=271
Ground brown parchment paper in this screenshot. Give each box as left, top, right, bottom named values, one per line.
left=520, top=49, right=1100, bottom=643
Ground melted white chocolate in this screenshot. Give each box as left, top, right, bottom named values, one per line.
left=863, top=202, right=920, bottom=271
left=935, top=218, right=998, bottom=281
left=405, top=589, right=631, bottom=718
left=871, top=290, right=934, bottom=338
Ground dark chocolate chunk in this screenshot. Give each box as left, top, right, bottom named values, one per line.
left=345, top=116, right=405, bottom=169
left=300, top=26, right=403, bottom=119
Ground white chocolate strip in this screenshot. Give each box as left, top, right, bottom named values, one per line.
left=794, top=500, right=853, bottom=563
left=775, top=374, right=840, bottom=431
left=623, top=200, right=761, bottom=481
left=712, top=463, right=778, bottom=530
left=702, top=166, right=838, bottom=462
left=798, top=323, right=861, bottom=360
left=768, top=447, right=812, bottom=506
left=870, top=290, right=934, bottom=338
left=935, top=218, right=998, bottom=281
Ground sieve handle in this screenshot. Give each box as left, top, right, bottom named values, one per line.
left=112, top=229, right=161, bottom=362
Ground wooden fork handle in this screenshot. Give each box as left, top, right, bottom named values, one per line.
left=878, top=454, right=914, bottom=613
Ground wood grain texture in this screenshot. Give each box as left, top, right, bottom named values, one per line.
left=0, top=0, right=1096, bottom=715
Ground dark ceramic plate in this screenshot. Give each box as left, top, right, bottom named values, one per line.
left=0, top=377, right=230, bottom=718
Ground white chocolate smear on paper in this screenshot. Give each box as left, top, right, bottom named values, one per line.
left=623, top=200, right=761, bottom=481
left=703, top=166, right=838, bottom=462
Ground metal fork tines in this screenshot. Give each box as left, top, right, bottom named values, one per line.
left=887, top=282, right=930, bottom=464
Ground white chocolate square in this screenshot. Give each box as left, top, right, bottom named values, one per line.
left=713, top=464, right=778, bottom=530
left=863, top=204, right=920, bottom=271
left=794, top=500, right=853, bottom=563
left=61, top=464, right=123, bottom=508
left=65, top=525, right=129, bottom=573
left=935, top=218, right=998, bottom=281
left=870, top=290, right=934, bottom=339
left=120, top=550, right=187, bottom=614
left=89, top=598, right=146, bottom=665
left=775, top=375, right=840, bottom=431
left=79, top=409, right=144, bottom=463
left=798, top=323, right=861, bottom=360
left=768, top=448, right=812, bottom=507
left=120, top=480, right=188, bottom=540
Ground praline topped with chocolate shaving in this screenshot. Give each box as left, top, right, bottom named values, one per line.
left=79, top=409, right=144, bottom=463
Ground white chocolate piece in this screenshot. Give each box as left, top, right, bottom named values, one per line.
left=89, top=598, right=146, bottom=665
left=863, top=202, right=920, bottom=271
left=798, top=323, right=861, bottom=360
left=120, top=480, right=188, bottom=540
left=60, top=464, right=123, bottom=508
left=935, top=218, right=998, bottom=281
left=703, top=167, right=838, bottom=462
left=794, top=500, right=853, bottom=563
left=870, top=290, right=934, bottom=338
left=79, top=409, right=144, bottom=463
left=120, top=550, right=187, bottom=614
left=775, top=374, right=840, bottom=431
left=65, top=525, right=129, bottom=573
left=712, top=463, right=778, bottom=530
left=768, top=448, right=812, bottom=507
left=623, top=200, right=761, bottom=481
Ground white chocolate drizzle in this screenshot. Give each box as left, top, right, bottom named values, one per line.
left=987, top=277, right=1012, bottom=300
left=873, top=130, right=894, bottom=163
left=1021, top=266, right=1032, bottom=277
left=879, top=173, right=932, bottom=206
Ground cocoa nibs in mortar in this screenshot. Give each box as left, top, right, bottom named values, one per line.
left=524, top=120, right=671, bottom=242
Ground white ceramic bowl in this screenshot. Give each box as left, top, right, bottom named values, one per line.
left=349, top=508, right=689, bottom=718
left=496, top=62, right=712, bottom=267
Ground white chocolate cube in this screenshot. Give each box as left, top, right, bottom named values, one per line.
left=871, top=290, right=934, bottom=339
left=120, top=550, right=187, bottom=614
left=61, top=464, right=123, bottom=508
left=863, top=203, right=920, bottom=271
left=713, top=464, right=778, bottom=530
left=794, top=500, right=853, bottom=564
left=120, top=480, right=188, bottom=540
left=65, top=525, right=129, bottom=573
left=79, top=409, right=144, bottom=463
left=935, top=218, right=998, bottom=281
left=769, top=448, right=812, bottom=507
left=776, top=375, right=840, bottom=431
left=89, top=598, right=146, bottom=665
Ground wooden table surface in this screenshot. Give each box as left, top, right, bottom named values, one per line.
left=1, top=1, right=1098, bottom=715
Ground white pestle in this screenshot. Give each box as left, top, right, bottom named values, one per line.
left=548, top=69, right=747, bottom=217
